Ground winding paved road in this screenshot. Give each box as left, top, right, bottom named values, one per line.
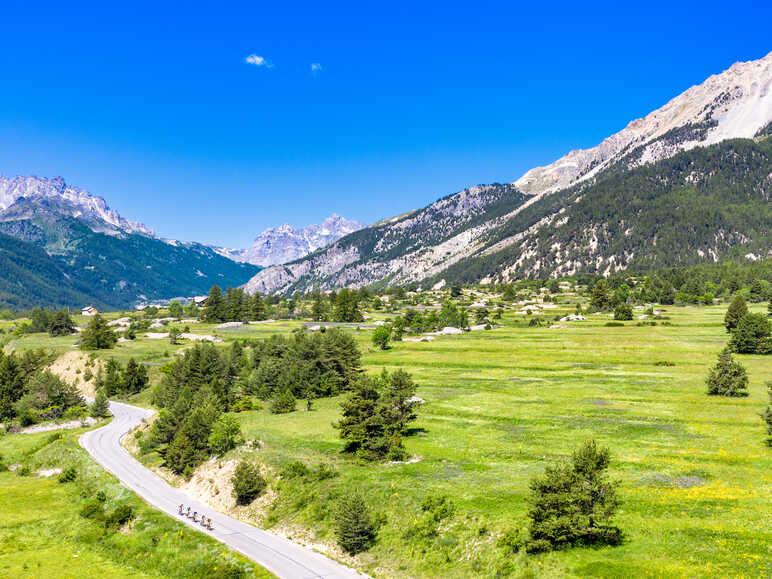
left=80, top=401, right=365, bottom=579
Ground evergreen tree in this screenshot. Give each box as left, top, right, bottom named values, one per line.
left=724, top=295, right=748, bottom=332
left=103, top=359, right=123, bottom=396
left=269, top=389, right=297, bottom=414
left=729, top=313, right=772, bottom=354
left=250, top=292, right=267, bottom=321
left=335, top=375, right=386, bottom=460
left=706, top=348, right=749, bottom=397
left=590, top=279, right=612, bottom=311
left=524, top=440, right=621, bottom=553
left=333, top=288, right=363, bottom=322
left=90, top=389, right=111, bottom=418
left=122, top=359, right=149, bottom=394
left=49, top=309, right=75, bottom=336
left=202, top=285, right=225, bottom=323
left=0, top=353, right=23, bottom=420
left=80, top=314, right=117, bottom=350
left=335, top=492, right=376, bottom=554
left=311, top=290, right=329, bottom=321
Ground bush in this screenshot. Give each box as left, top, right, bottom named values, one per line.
left=208, top=414, right=243, bottom=455
left=335, top=492, right=376, bottom=554
left=729, top=313, right=772, bottom=354
left=372, top=326, right=391, bottom=350
left=613, top=303, right=633, bottom=321
left=269, top=390, right=296, bottom=414
left=523, top=440, right=622, bottom=553
left=231, top=462, right=267, bottom=505
left=605, top=321, right=625, bottom=327
left=79, top=499, right=105, bottom=520
left=706, top=348, right=748, bottom=397
left=104, top=504, right=135, bottom=528
left=58, top=466, right=78, bottom=483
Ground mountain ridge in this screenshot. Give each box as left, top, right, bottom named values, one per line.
left=244, top=52, right=772, bottom=295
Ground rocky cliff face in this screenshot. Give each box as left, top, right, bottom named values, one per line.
left=217, top=214, right=365, bottom=267
left=0, top=175, right=153, bottom=236
left=244, top=52, right=772, bottom=294
left=514, top=51, right=772, bottom=197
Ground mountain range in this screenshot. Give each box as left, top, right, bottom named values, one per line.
left=245, top=51, right=772, bottom=295
left=0, top=176, right=258, bottom=310
left=215, top=214, right=365, bottom=267
left=0, top=52, right=770, bottom=308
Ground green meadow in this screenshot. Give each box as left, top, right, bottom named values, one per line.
left=0, top=428, right=272, bottom=578
left=3, top=303, right=772, bottom=577
left=231, top=304, right=772, bottom=577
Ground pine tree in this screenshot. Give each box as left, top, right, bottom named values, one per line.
left=525, top=440, right=621, bottom=552
left=590, top=279, right=611, bottom=311
left=49, top=309, right=75, bottom=336
left=724, top=295, right=748, bottom=333
left=334, top=491, right=376, bottom=554
left=0, top=353, right=23, bottom=420
left=103, top=359, right=123, bottom=396
left=202, top=285, right=225, bottom=323
left=250, top=292, right=267, bottom=321
left=706, top=348, right=749, bottom=397
left=80, top=314, right=117, bottom=350
left=311, top=291, right=329, bottom=321
left=123, top=359, right=149, bottom=394
left=729, top=313, right=772, bottom=354
left=90, top=388, right=111, bottom=418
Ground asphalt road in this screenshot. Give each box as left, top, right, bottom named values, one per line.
left=80, top=401, right=365, bottom=579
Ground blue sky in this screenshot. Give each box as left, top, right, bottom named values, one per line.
left=0, top=1, right=769, bottom=247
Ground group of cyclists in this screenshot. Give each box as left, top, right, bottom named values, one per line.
left=178, top=504, right=213, bottom=530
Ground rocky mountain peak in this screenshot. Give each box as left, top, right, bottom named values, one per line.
left=0, top=174, right=153, bottom=236
left=514, top=51, right=772, bottom=197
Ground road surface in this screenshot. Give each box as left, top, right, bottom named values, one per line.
left=80, top=401, right=365, bottom=579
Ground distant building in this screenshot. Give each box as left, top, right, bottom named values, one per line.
left=192, top=296, right=208, bottom=307
left=81, top=305, right=98, bottom=316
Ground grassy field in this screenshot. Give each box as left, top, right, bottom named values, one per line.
left=229, top=304, right=772, bottom=577
left=4, top=303, right=772, bottom=577
left=0, top=427, right=272, bottom=578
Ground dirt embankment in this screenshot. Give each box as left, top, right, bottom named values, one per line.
left=48, top=351, right=103, bottom=397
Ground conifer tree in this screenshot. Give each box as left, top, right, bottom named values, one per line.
left=729, top=313, right=772, bottom=354
left=90, top=388, right=111, bottom=418
left=123, top=359, right=149, bottom=394
left=724, top=295, right=748, bottom=332
left=202, top=285, right=225, bottom=323
left=80, top=314, right=117, bottom=350
left=335, top=491, right=376, bottom=554
left=525, top=440, right=621, bottom=552
left=250, top=292, right=267, bottom=321
left=706, top=348, right=749, bottom=397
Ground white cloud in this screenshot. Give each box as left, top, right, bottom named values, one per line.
left=245, top=54, right=271, bottom=67
left=310, top=62, right=323, bottom=73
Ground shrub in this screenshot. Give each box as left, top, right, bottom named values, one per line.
left=372, top=325, right=391, bottom=350
left=208, top=414, right=243, bottom=455
left=613, top=303, right=633, bottom=321
left=729, top=313, right=772, bottom=354
left=523, top=440, right=622, bottom=553
left=58, top=466, right=78, bottom=483
left=335, top=492, right=376, bottom=554
left=104, top=504, right=135, bottom=528
left=654, top=360, right=676, bottom=366
left=231, top=462, right=267, bottom=505
left=706, top=348, right=748, bottom=397
left=269, top=389, right=296, bottom=414
left=79, top=499, right=105, bottom=520
left=605, top=321, right=625, bottom=327
left=280, top=460, right=311, bottom=479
